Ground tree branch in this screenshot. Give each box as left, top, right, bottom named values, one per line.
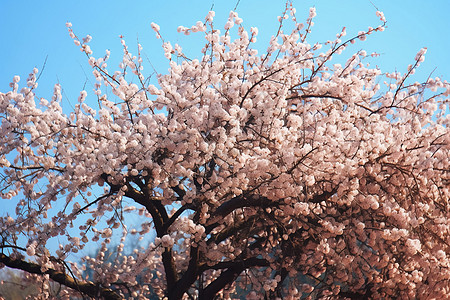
left=205, top=194, right=274, bottom=234
left=200, top=257, right=269, bottom=272
left=102, top=174, right=178, bottom=295
left=309, top=187, right=338, bottom=203
left=0, top=253, right=121, bottom=300
left=207, top=214, right=260, bottom=245
left=199, top=257, right=269, bottom=299
left=163, top=203, right=194, bottom=233
left=169, top=246, right=200, bottom=300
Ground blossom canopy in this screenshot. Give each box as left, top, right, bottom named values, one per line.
left=0, top=4, right=449, bottom=300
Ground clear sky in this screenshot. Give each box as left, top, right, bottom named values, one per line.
left=1, top=0, right=449, bottom=105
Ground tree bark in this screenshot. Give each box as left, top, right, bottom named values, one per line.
left=0, top=253, right=122, bottom=300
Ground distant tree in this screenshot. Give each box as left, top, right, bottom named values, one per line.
left=0, top=3, right=449, bottom=299
left=0, top=269, right=38, bottom=299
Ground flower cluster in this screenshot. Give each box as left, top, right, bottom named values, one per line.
left=0, top=3, right=449, bottom=300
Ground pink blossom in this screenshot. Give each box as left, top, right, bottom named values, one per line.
left=150, top=22, right=160, bottom=32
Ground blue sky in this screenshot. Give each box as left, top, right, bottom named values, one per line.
left=1, top=0, right=449, bottom=105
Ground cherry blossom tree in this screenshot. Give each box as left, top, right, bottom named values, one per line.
left=1, top=4, right=449, bottom=299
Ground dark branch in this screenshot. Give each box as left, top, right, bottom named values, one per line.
left=200, top=257, right=269, bottom=299
left=169, top=246, right=200, bottom=300
left=207, top=214, right=260, bottom=245
left=309, top=187, right=338, bottom=203
left=102, top=173, right=177, bottom=294
left=0, top=253, right=121, bottom=300
left=205, top=194, right=275, bottom=234
left=163, top=203, right=195, bottom=232
left=200, top=257, right=269, bottom=272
